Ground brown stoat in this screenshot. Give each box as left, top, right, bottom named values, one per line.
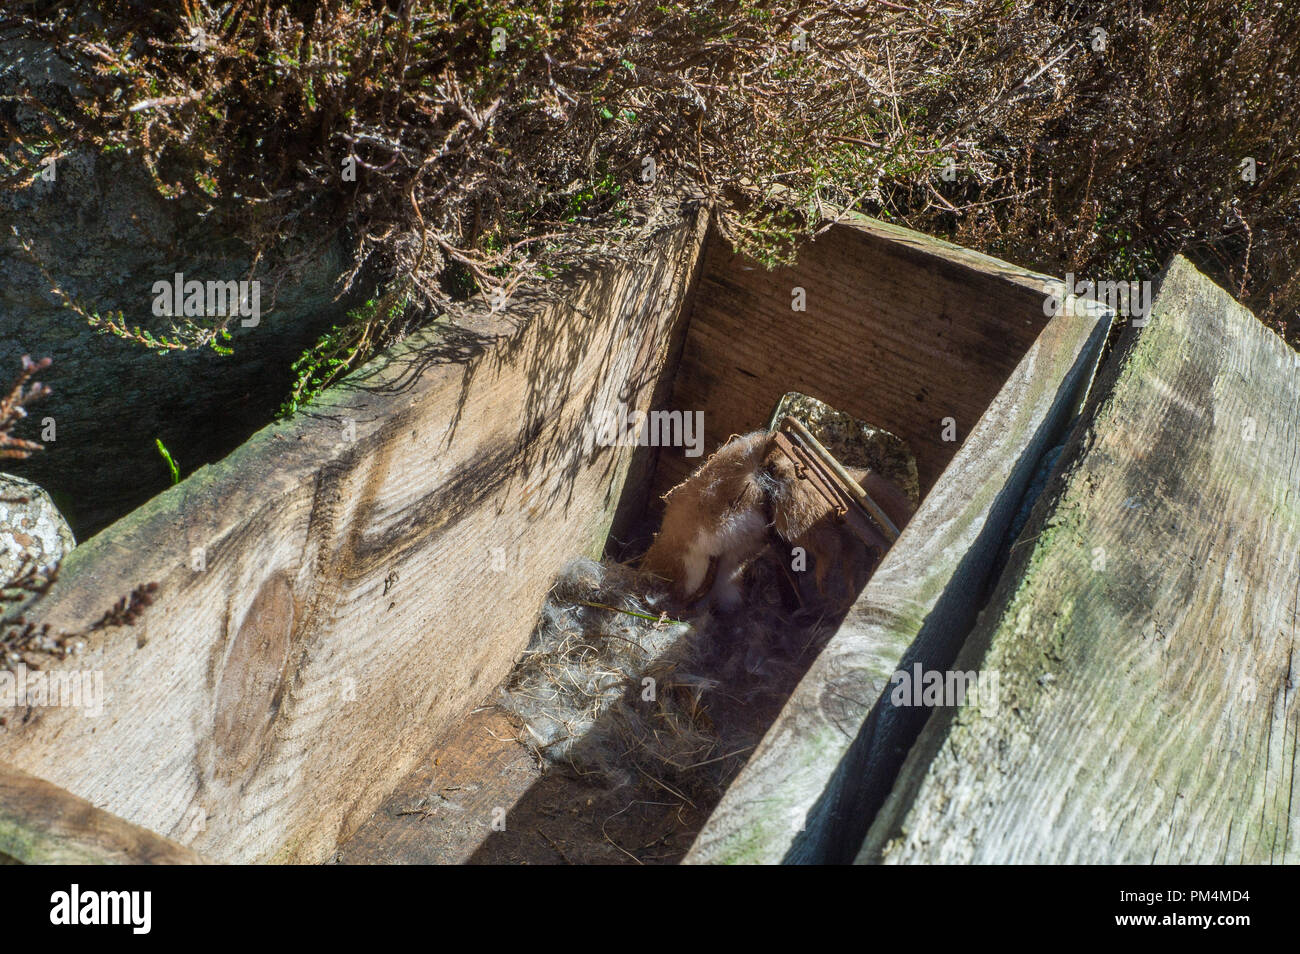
left=641, top=430, right=914, bottom=610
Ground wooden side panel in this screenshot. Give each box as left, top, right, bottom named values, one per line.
left=334, top=708, right=541, bottom=865
left=0, top=762, right=207, bottom=864
left=859, top=256, right=1300, bottom=864
left=0, top=212, right=709, bottom=863
left=655, top=215, right=1062, bottom=499
left=685, top=221, right=1112, bottom=863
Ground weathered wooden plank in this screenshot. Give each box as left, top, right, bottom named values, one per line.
left=0, top=209, right=709, bottom=863
left=0, top=761, right=207, bottom=864
left=334, top=707, right=542, bottom=865
left=685, top=214, right=1113, bottom=864
left=335, top=703, right=698, bottom=865
left=859, top=256, right=1300, bottom=864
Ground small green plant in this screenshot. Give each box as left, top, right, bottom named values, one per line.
left=279, top=289, right=412, bottom=418
left=155, top=438, right=180, bottom=485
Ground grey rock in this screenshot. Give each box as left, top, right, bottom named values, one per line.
left=0, top=472, right=75, bottom=586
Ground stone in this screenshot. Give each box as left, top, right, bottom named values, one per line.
left=0, top=472, right=75, bottom=590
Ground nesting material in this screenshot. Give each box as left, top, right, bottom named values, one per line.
left=499, top=554, right=845, bottom=801
left=500, top=558, right=687, bottom=771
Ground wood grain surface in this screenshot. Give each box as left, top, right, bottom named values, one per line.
left=0, top=761, right=207, bottom=864
left=684, top=212, right=1113, bottom=863
left=859, top=256, right=1300, bottom=864
left=0, top=209, right=709, bottom=863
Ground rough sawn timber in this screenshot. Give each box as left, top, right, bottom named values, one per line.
left=0, top=210, right=709, bottom=864
left=654, top=214, right=1071, bottom=499
left=0, top=761, right=207, bottom=864
left=860, top=256, right=1300, bottom=864
left=685, top=212, right=1113, bottom=864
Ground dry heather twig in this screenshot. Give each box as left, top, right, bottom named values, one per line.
left=0, top=355, right=52, bottom=461
left=3, top=0, right=1295, bottom=355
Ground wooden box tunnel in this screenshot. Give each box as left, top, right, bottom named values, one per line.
left=3, top=203, right=1295, bottom=865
